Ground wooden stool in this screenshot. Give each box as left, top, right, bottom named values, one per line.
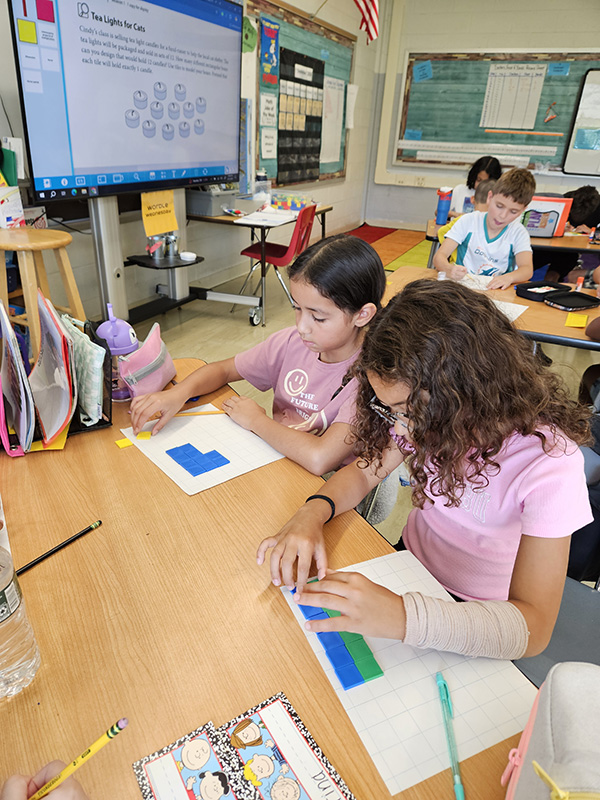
left=0, top=228, right=86, bottom=357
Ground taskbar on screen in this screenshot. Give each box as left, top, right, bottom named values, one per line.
left=35, top=173, right=239, bottom=203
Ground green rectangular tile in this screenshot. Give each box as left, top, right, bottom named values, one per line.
left=355, top=656, right=384, bottom=682
left=339, top=630, right=362, bottom=645
left=346, top=638, right=372, bottom=661
left=324, top=608, right=341, bottom=617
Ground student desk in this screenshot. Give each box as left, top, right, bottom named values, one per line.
left=530, top=232, right=600, bottom=255
left=0, top=359, right=519, bottom=800
left=187, top=204, right=333, bottom=240
left=385, top=266, right=600, bottom=352
left=186, top=205, right=333, bottom=327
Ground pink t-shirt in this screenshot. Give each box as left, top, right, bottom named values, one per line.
left=235, top=327, right=359, bottom=462
left=399, top=430, right=593, bottom=602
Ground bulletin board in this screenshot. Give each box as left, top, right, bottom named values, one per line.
left=395, top=52, right=600, bottom=172
left=247, top=0, right=355, bottom=186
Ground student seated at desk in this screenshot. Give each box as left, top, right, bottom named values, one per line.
left=131, top=235, right=386, bottom=476
left=433, top=168, right=535, bottom=290
left=448, top=155, right=502, bottom=218
left=257, top=281, right=592, bottom=660
left=535, top=186, right=600, bottom=282
left=1, top=761, right=89, bottom=800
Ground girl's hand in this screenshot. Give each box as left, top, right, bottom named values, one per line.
left=447, top=264, right=467, bottom=281
left=295, top=571, right=407, bottom=640
left=222, top=396, right=266, bottom=430
left=257, top=505, right=329, bottom=593
left=130, top=385, right=187, bottom=435
left=1, top=762, right=90, bottom=800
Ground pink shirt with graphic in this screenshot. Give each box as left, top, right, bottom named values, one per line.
left=235, top=327, right=359, bottom=465
left=397, top=429, right=592, bottom=601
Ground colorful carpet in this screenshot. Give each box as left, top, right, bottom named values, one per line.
left=345, top=223, right=397, bottom=244
left=385, top=240, right=432, bottom=271
left=345, top=225, right=427, bottom=269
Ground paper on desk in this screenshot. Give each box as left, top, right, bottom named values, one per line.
left=459, top=273, right=494, bottom=291
left=458, top=274, right=528, bottom=322
left=234, top=207, right=297, bottom=227
left=492, top=299, right=528, bottom=322
left=283, top=551, right=537, bottom=797
left=121, top=404, right=285, bottom=495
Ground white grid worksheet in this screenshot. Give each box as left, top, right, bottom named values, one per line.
left=283, top=551, right=537, bottom=796
left=121, top=404, right=284, bottom=495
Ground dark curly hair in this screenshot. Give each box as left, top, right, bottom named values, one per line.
left=352, top=279, right=591, bottom=509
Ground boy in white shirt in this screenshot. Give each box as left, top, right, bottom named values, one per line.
left=434, top=168, right=535, bottom=290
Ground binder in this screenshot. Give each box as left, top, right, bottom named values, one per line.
left=0, top=295, right=112, bottom=456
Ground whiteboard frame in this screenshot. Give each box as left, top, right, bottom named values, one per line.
left=562, top=69, right=600, bottom=176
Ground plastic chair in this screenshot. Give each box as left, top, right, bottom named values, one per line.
left=238, top=204, right=317, bottom=315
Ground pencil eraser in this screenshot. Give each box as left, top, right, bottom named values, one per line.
left=117, top=718, right=129, bottom=729
left=116, top=438, right=133, bottom=448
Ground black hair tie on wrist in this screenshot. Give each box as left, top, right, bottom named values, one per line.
left=305, top=494, right=335, bottom=523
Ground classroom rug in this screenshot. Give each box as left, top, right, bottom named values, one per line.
left=371, top=229, right=426, bottom=267
left=385, top=239, right=432, bottom=271
left=345, top=223, right=397, bottom=243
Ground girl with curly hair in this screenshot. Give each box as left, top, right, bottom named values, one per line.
left=257, top=280, right=593, bottom=660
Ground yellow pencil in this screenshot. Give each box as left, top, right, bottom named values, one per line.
left=174, top=410, right=226, bottom=417
left=29, top=718, right=128, bottom=800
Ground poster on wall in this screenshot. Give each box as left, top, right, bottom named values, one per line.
left=277, top=49, right=324, bottom=183
left=260, top=17, right=280, bottom=86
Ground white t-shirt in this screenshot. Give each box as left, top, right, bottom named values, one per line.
left=450, top=183, right=474, bottom=215
left=445, top=210, right=532, bottom=276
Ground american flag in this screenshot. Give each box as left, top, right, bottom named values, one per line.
left=353, top=0, right=379, bottom=43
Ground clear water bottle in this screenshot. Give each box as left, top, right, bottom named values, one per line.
left=0, top=546, right=40, bottom=698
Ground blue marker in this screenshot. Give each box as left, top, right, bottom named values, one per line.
left=436, top=672, right=465, bottom=800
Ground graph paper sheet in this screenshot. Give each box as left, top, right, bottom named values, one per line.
left=121, top=404, right=284, bottom=495
left=459, top=274, right=528, bottom=322
left=283, top=551, right=537, bottom=796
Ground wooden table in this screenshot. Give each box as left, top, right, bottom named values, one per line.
left=530, top=232, right=600, bottom=253
left=386, top=266, right=600, bottom=351
left=187, top=204, right=333, bottom=240
left=0, top=359, right=518, bottom=799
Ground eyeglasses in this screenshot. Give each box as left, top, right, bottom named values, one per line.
left=368, top=395, right=409, bottom=426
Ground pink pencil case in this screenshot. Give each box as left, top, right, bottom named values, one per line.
left=118, top=323, right=176, bottom=398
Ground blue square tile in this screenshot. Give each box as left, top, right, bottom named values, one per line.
left=298, top=605, right=328, bottom=620
left=316, top=631, right=344, bottom=650
left=334, top=662, right=364, bottom=690
left=324, top=645, right=354, bottom=669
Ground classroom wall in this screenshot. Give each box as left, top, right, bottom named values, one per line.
left=0, top=1, right=379, bottom=318
left=365, top=0, right=600, bottom=229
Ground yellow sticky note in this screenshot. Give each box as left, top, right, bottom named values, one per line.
left=18, top=19, right=37, bottom=44
left=116, top=438, right=133, bottom=448
left=137, top=431, right=152, bottom=440
left=141, top=189, right=178, bottom=237
left=565, top=313, right=588, bottom=328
